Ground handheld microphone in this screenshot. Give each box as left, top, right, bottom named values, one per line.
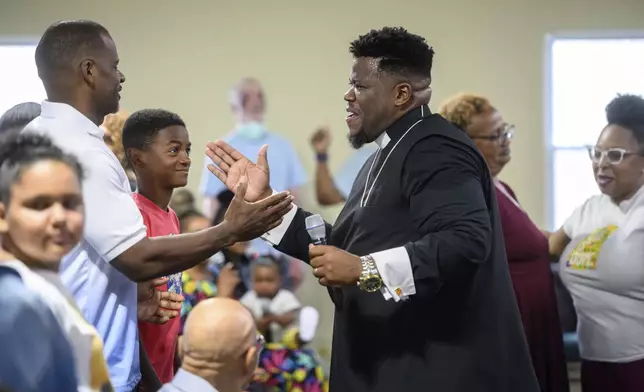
left=305, top=214, right=327, bottom=245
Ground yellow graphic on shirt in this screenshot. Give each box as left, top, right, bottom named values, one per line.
left=566, top=225, right=617, bottom=270
left=89, top=330, right=113, bottom=392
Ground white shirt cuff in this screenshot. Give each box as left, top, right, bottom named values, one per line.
left=261, top=190, right=298, bottom=246
left=371, top=247, right=416, bottom=302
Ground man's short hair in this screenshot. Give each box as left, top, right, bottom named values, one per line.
left=121, top=108, right=186, bottom=155
left=349, top=27, right=434, bottom=80
left=35, top=20, right=110, bottom=76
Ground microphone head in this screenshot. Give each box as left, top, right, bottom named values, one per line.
left=305, top=214, right=326, bottom=241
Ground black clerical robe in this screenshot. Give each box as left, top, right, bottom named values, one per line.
left=274, top=105, right=539, bottom=392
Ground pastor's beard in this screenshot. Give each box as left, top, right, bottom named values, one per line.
left=348, top=131, right=370, bottom=149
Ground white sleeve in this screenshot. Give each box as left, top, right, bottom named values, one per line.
left=239, top=291, right=254, bottom=309
left=271, top=290, right=301, bottom=314
left=370, top=247, right=415, bottom=302
left=261, top=190, right=298, bottom=246
left=240, top=292, right=262, bottom=319
left=80, top=150, right=147, bottom=262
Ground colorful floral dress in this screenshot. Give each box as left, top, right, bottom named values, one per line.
left=181, top=273, right=328, bottom=391
left=251, top=335, right=328, bottom=392
left=180, top=272, right=218, bottom=332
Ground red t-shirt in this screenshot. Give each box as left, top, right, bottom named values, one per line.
left=133, top=193, right=182, bottom=384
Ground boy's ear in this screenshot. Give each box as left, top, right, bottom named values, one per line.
left=127, top=148, right=145, bottom=169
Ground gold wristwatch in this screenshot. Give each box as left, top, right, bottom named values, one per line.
left=358, top=255, right=383, bottom=292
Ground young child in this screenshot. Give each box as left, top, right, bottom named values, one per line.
left=177, top=210, right=241, bottom=328
left=241, top=258, right=326, bottom=392
left=240, top=257, right=318, bottom=345
left=122, top=109, right=190, bottom=385
left=210, top=189, right=303, bottom=297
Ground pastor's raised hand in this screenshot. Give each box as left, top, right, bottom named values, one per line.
left=206, top=139, right=271, bottom=202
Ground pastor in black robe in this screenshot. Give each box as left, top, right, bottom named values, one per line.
left=263, top=104, right=540, bottom=392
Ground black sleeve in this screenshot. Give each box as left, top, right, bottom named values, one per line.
left=401, top=135, right=492, bottom=291
left=273, top=208, right=333, bottom=264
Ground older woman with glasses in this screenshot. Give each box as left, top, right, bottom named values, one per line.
left=548, top=94, right=644, bottom=392
left=440, top=93, right=569, bottom=392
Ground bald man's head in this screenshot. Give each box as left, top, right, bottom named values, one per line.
left=184, top=298, right=256, bottom=361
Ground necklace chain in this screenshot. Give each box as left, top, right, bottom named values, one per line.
left=360, top=118, right=425, bottom=207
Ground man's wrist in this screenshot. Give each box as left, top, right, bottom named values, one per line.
left=316, top=152, right=328, bottom=162
left=357, top=255, right=383, bottom=292
left=211, top=220, right=238, bottom=249
left=352, top=255, right=364, bottom=284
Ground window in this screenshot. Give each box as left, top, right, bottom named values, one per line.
left=0, top=44, right=45, bottom=116
left=546, top=35, right=644, bottom=229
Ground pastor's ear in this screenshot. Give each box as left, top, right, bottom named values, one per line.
left=393, top=83, right=412, bottom=107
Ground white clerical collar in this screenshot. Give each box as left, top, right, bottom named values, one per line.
left=375, top=132, right=391, bottom=149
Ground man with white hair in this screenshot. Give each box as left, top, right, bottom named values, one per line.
left=200, top=77, right=307, bottom=220
left=159, top=298, right=263, bottom=392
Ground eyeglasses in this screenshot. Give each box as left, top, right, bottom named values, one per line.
left=254, top=334, right=265, bottom=367
left=256, top=333, right=265, bottom=350
left=587, top=146, right=642, bottom=165
left=471, top=124, right=515, bottom=144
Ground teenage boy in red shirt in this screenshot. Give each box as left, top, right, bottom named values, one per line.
left=122, top=109, right=192, bottom=385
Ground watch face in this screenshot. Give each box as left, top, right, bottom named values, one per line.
left=363, top=276, right=382, bottom=292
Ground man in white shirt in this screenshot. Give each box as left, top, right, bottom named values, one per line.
left=25, top=20, right=292, bottom=391
left=160, top=298, right=262, bottom=392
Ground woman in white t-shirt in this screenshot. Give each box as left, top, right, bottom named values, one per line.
left=0, top=133, right=113, bottom=392
left=548, top=94, right=644, bottom=392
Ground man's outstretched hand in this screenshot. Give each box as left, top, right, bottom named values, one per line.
left=223, top=177, right=293, bottom=243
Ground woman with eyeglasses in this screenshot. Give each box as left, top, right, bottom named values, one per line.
left=440, top=93, right=570, bottom=392
left=548, top=94, right=644, bottom=392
